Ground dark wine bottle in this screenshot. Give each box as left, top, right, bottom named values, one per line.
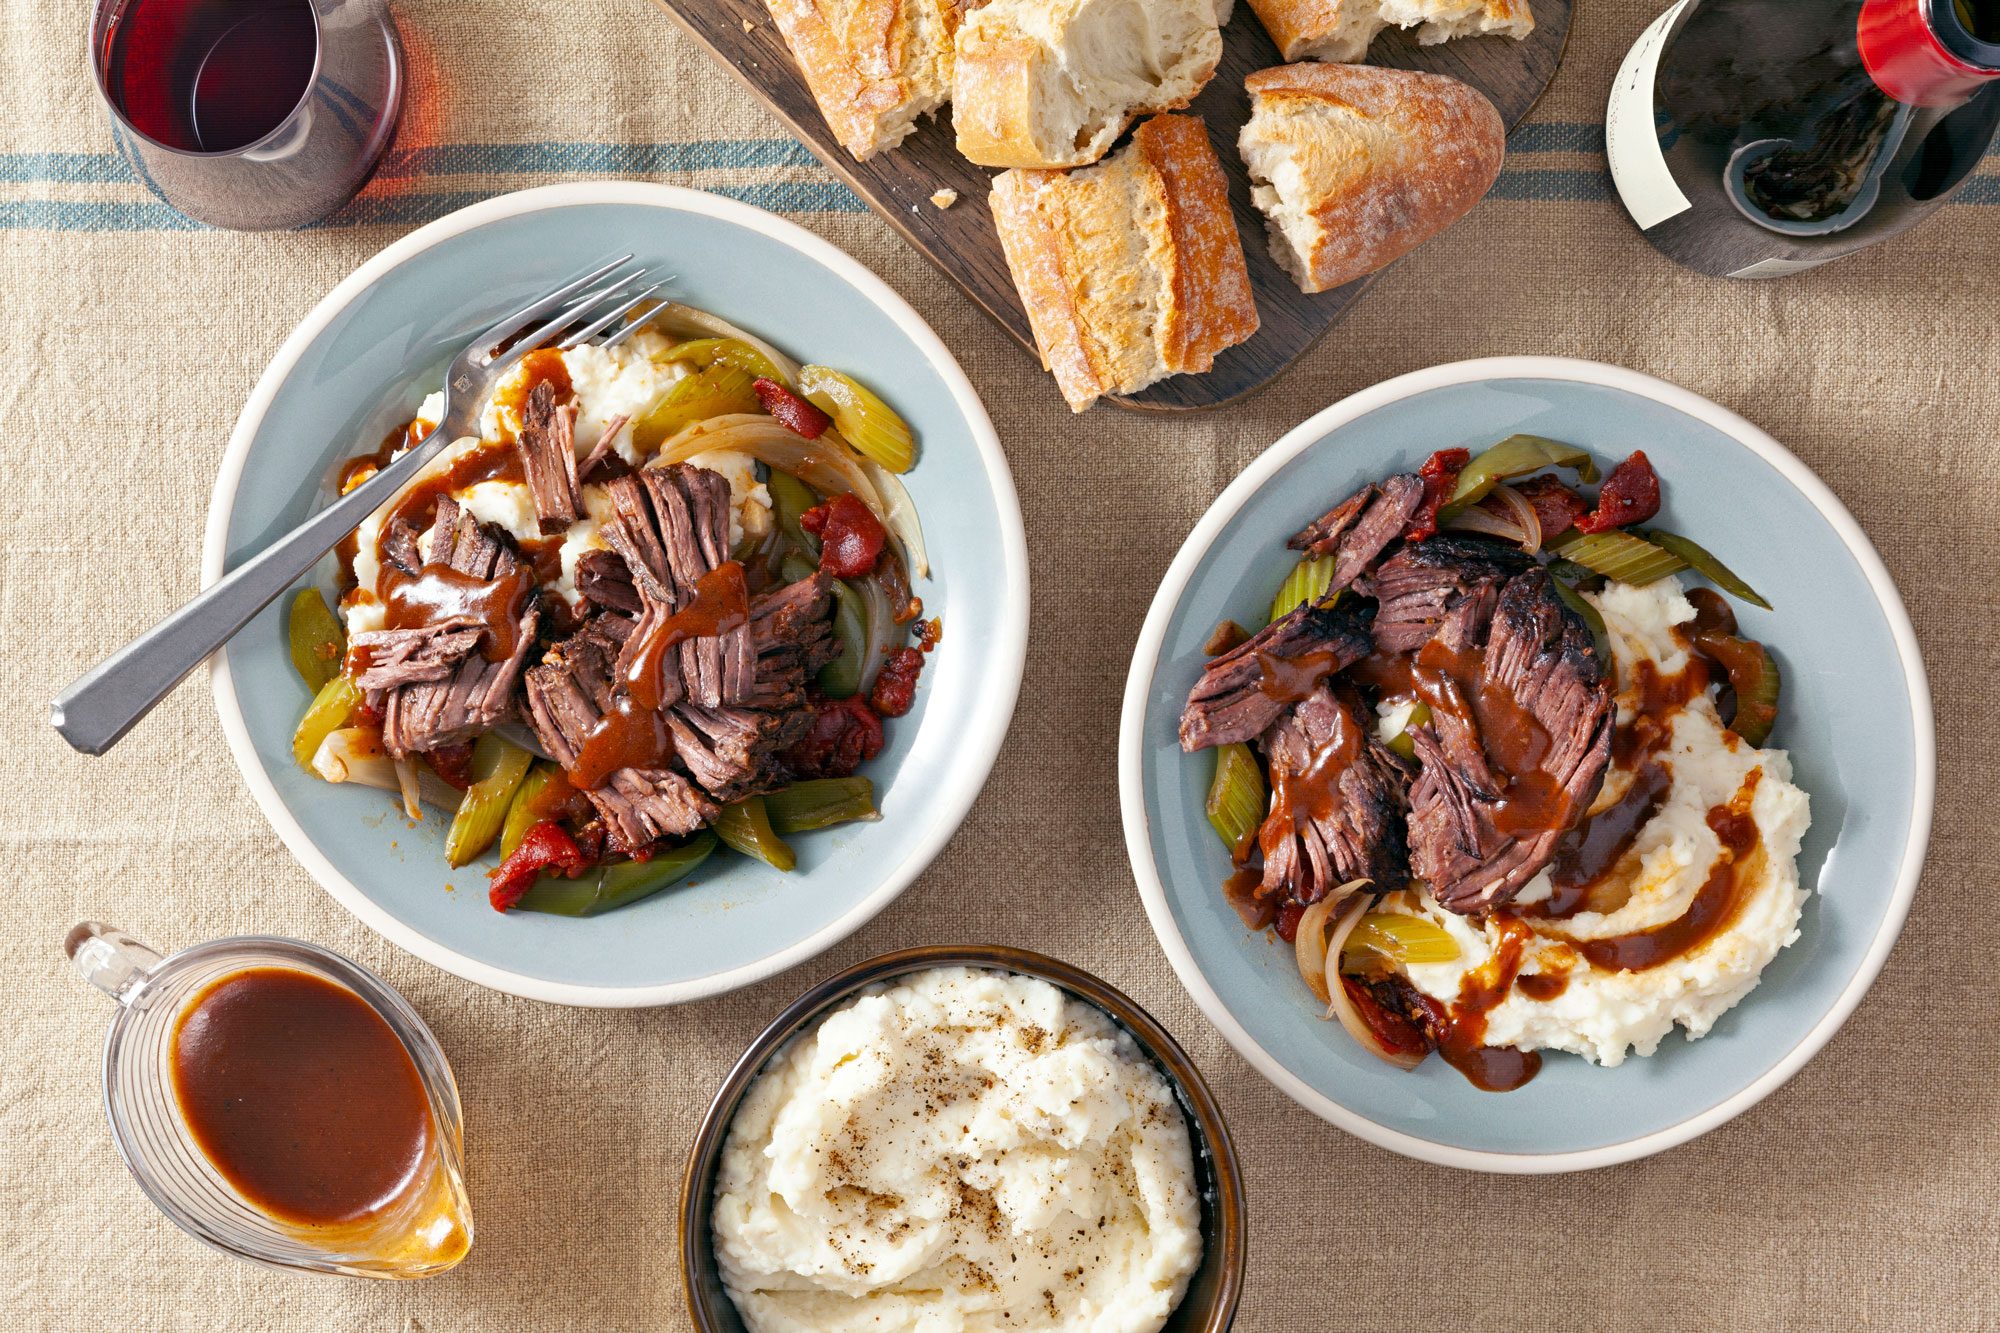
left=1607, top=0, right=2000, bottom=277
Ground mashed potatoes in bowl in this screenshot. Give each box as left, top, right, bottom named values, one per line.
left=698, top=962, right=1232, bottom=1333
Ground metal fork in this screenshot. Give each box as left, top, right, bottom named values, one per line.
left=50, top=255, right=670, bottom=756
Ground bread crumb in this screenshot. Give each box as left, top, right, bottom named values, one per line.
left=930, top=188, right=959, bottom=209
left=741, top=17, right=756, bottom=30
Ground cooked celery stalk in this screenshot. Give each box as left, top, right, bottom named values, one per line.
left=1694, top=632, right=1782, bottom=747
left=1268, top=556, right=1338, bottom=625
left=715, top=796, right=796, bottom=871
left=1383, top=702, right=1432, bottom=761
left=1205, top=742, right=1265, bottom=857
left=658, top=336, right=784, bottom=383
left=1642, top=529, right=1772, bottom=610
left=1446, top=435, right=1600, bottom=511
left=293, top=675, right=361, bottom=772
left=1343, top=912, right=1462, bottom=967
left=817, top=578, right=868, bottom=698
left=1546, top=558, right=1603, bottom=588
left=1545, top=529, right=1687, bottom=586
left=764, top=778, right=878, bottom=834
left=798, top=365, right=916, bottom=473
left=287, top=588, right=345, bottom=692
left=444, top=734, right=534, bottom=868
left=632, top=363, right=759, bottom=451
left=779, top=551, right=816, bottom=585
left=513, top=833, right=718, bottom=917
left=1551, top=577, right=1612, bottom=663
left=767, top=468, right=821, bottom=558
left=500, top=763, right=563, bottom=860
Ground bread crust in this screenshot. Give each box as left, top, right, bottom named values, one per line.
left=1135, top=114, right=1261, bottom=377
left=1243, top=0, right=1382, bottom=62
left=991, top=114, right=1259, bottom=411
left=764, top=0, right=969, bottom=160
left=953, top=0, right=1222, bottom=169
left=1245, top=0, right=1532, bottom=64
left=1240, top=62, right=1504, bottom=293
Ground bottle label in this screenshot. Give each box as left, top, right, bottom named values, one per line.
left=1727, top=255, right=1836, bottom=278
left=1606, top=0, right=1694, bottom=231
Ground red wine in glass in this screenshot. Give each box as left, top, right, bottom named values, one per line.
left=92, top=0, right=404, bottom=229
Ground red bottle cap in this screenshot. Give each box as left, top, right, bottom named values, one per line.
left=1860, top=0, right=2000, bottom=107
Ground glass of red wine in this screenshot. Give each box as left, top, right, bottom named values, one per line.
left=92, top=0, right=404, bottom=230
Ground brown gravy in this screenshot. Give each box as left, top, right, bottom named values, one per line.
left=1516, top=969, right=1571, bottom=1001
left=1222, top=865, right=1274, bottom=930
left=1410, top=638, right=1570, bottom=836
left=1569, top=770, right=1765, bottom=974
left=382, top=442, right=526, bottom=542
left=170, top=968, right=433, bottom=1227
left=379, top=562, right=532, bottom=664
left=568, top=695, right=674, bottom=791
left=1257, top=694, right=1363, bottom=865
left=623, top=561, right=750, bottom=711
left=1436, top=916, right=1542, bottom=1092
left=1543, top=761, right=1674, bottom=918
left=1253, top=647, right=1346, bottom=706
left=488, top=348, right=572, bottom=434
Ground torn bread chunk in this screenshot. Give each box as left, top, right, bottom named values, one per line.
left=1239, top=62, right=1504, bottom=293
left=991, top=113, right=1259, bottom=411
left=952, top=0, right=1222, bottom=168
left=1381, top=0, right=1532, bottom=46
left=1245, top=0, right=1530, bottom=64
left=763, top=0, right=980, bottom=160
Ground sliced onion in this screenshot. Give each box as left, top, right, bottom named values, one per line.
left=312, top=729, right=459, bottom=809
left=1443, top=485, right=1542, bottom=554
left=1324, top=894, right=1426, bottom=1071
left=853, top=574, right=895, bottom=695
left=1442, top=505, right=1527, bottom=544
left=1292, top=897, right=1339, bottom=1005
left=1489, top=483, right=1544, bottom=554
left=651, top=303, right=802, bottom=386
left=656, top=416, right=884, bottom=508
left=393, top=754, right=424, bottom=821
left=1292, top=878, right=1372, bottom=1005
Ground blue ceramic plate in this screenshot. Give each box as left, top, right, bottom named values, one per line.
left=1119, top=358, right=1933, bottom=1171
left=205, top=184, right=1028, bottom=1006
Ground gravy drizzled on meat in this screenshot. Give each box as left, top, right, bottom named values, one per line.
left=623, top=561, right=751, bottom=711
left=382, top=562, right=533, bottom=665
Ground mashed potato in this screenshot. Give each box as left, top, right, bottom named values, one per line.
left=1385, top=577, right=1811, bottom=1067
left=712, top=968, right=1203, bottom=1333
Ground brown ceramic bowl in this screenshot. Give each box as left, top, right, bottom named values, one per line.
left=680, top=945, right=1245, bottom=1331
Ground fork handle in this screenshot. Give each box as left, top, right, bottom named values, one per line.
left=50, top=429, right=455, bottom=756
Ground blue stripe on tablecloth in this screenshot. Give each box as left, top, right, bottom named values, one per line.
left=373, top=139, right=825, bottom=177
left=1, top=127, right=1996, bottom=229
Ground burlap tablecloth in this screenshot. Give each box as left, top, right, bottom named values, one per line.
left=6, top=0, right=1997, bottom=1326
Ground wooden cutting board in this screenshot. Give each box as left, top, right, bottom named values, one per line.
left=648, top=0, right=1573, bottom=412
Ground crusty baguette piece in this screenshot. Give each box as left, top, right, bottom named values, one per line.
left=1381, top=0, right=1532, bottom=46
left=953, top=0, right=1222, bottom=169
left=763, top=0, right=976, bottom=160
left=991, top=114, right=1259, bottom=411
left=1245, top=0, right=1530, bottom=64
left=1239, top=63, right=1505, bottom=293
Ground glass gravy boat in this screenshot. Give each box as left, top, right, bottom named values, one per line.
left=66, top=922, right=473, bottom=1278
